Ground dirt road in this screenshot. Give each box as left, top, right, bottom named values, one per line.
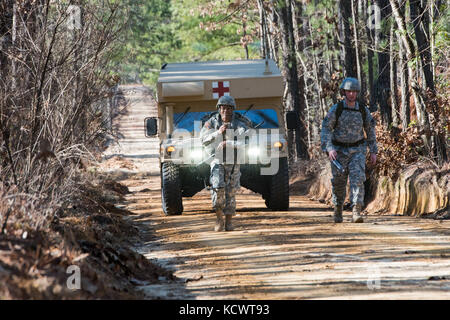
left=102, top=85, right=450, bottom=300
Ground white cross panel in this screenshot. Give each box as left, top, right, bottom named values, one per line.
left=212, top=81, right=230, bottom=99
left=213, top=92, right=231, bottom=99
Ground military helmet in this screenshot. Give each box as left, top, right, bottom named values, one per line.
left=339, top=77, right=361, bottom=91
left=216, top=95, right=236, bottom=109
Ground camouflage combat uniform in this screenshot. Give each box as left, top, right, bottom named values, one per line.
left=200, top=112, right=249, bottom=216
left=320, top=100, right=378, bottom=208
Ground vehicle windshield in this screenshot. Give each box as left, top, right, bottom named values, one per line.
left=173, top=108, right=279, bottom=134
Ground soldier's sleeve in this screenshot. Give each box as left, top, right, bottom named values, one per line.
left=200, top=120, right=220, bottom=146
left=364, top=106, right=378, bottom=154
left=320, top=105, right=337, bottom=153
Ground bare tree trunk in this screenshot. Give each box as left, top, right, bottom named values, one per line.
left=266, top=19, right=277, bottom=61
left=267, top=4, right=279, bottom=64
left=308, top=18, right=327, bottom=121
left=389, top=0, right=435, bottom=158
left=72, top=3, right=86, bottom=141
left=242, top=15, right=249, bottom=59
left=339, top=0, right=357, bottom=77
left=0, top=0, right=13, bottom=77
left=297, top=54, right=314, bottom=148
left=410, top=0, right=446, bottom=163
left=352, top=0, right=366, bottom=102
left=410, top=0, right=435, bottom=92
left=430, top=0, right=445, bottom=82
left=291, top=0, right=309, bottom=151
left=0, top=0, right=16, bottom=186
left=390, top=0, right=424, bottom=122
left=374, top=0, right=392, bottom=127
left=257, top=0, right=269, bottom=58
left=413, top=0, right=448, bottom=164
left=429, top=0, right=448, bottom=163
left=390, top=24, right=399, bottom=128
left=11, top=1, right=17, bottom=90
left=429, top=0, right=435, bottom=82
left=398, top=31, right=410, bottom=132
left=365, top=0, right=376, bottom=110
left=291, top=0, right=303, bottom=54
left=324, top=4, right=336, bottom=80
left=274, top=0, right=309, bottom=160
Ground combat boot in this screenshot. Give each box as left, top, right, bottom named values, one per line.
left=334, top=205, right=343, bottom=223
left=214, top=210, right=224, bottom=231
left=225, top=214, right=234, bottom=231
left=352, top=204, right=364, bottom=223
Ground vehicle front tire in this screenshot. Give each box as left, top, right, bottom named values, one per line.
left=265, top=157, right=289, bottom=211
left=161, top=162, right=183, bottom=215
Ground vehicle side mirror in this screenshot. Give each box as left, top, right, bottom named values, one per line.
left=145, top=117, right=158, bottom=137
left=285, top=111, right=298, bottom=130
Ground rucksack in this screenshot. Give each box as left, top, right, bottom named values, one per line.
left=333, top=100, right=367, bottom=130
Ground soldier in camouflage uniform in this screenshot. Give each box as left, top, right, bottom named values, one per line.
left=320, top=78, right=378, bottom=223
left=200, top=95, right=250, bottom=231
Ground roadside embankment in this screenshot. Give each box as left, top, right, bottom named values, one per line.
left=0, top=174, right=175, bottom=299
left=289, top=159, right=449, bottom=218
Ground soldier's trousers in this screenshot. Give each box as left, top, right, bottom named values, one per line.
left=331, top=147, right=366, bottom=207
left=210, top=163, right=241, bottom=216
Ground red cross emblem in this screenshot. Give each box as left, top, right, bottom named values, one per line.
left=212, top=81, right=230, bottom=99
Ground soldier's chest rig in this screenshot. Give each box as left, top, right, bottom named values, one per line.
left=220, top=120, right=238, bottom=164
left=207, top=112, right=250, bottom=164
left=332, top=101, right=368, bottom=148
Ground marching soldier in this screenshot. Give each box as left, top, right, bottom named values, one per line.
left=320, top=78, right=378, bottom=223
left=200, top=96, right=250, bottom=231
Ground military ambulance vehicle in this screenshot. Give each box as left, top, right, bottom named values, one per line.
left=145, top=59, right=294, bottom=215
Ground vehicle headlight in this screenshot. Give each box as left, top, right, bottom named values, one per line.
left=166, top=146, right=176, bottom=154
left=273, top=141, right=283, bottom=149
left=247, top=147, right=260, bottom=156
left=189, top=149, right=203, bottom=160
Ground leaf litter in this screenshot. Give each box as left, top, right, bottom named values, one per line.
left=0, top=176, right=176, bottom=299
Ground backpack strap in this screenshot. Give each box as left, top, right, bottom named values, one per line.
left=359, top=103, right=367, bottom=129
left=333, top=101, right=344, bottom=130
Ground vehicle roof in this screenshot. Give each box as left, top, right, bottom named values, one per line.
left=158, top=59, right=281, bottom=83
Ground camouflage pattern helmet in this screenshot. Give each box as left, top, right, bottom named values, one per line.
left=216, top=95, right=236, bottom=109
left=339, top=77, right=361, bottom=91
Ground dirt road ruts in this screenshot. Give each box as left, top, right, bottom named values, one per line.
left=102, top=85, right=450, bottom=300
